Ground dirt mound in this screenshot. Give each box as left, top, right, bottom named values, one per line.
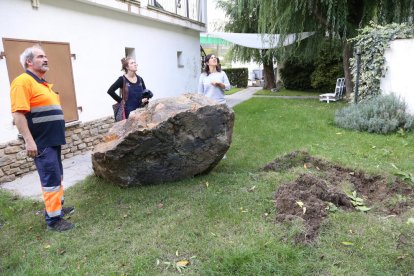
left=265, top=151, right=414, bottom=244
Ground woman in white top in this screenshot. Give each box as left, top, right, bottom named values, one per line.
left=198, top=54, right=231, bottom=104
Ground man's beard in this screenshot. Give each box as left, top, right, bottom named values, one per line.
left=39, top=64, right=49, bottom=72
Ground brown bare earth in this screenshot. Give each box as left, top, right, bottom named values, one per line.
left=263, top=151, right=414, bottom=244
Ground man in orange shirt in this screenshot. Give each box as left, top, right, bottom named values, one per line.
left=10, top=45, right=74, bottom=231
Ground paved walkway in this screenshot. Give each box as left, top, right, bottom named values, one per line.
left=226, top=86, right=262, bottom=107
left=0, top=87, right=262, bottom=199
left=254, top=95, right=318, bottom=99
left=1, top=152, right=93, bottom=200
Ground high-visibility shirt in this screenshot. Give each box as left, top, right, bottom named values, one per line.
left=10, top=70, right=66, bottom=148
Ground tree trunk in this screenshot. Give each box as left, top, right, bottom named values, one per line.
left=342, top=40, right=353, bottom=98
left=263, top=61, right=276, bottom=90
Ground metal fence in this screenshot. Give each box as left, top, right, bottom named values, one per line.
left=147, top=0, right=204, bottom=22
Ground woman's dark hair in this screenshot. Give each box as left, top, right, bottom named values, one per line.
left=121, top=57, right=134, bottom=73
left=203, top=54, right=222, bottom=76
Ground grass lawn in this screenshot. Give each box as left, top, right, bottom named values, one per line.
left=225, top=87, right=243, bottom=95
left=1, top=98, right=414, bottom=275
left=255, top=88, right=320, bottom=97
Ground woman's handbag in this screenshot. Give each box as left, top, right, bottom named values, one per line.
left=112, top=77, right=128, bottom=122
left=112, top=101, right=125, bottom=122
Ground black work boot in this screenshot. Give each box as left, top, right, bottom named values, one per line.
left=47, top=219, right=75, bottom=232
left=62, top=206, right=75, bottom=216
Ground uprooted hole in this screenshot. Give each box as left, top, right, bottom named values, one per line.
left=266, top=151, right=414, bottom=244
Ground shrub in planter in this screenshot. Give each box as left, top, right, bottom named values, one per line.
left=335, top=94, right=414, bottom=134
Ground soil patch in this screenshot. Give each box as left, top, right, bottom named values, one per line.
left=264, top=151, right=414, bottom=244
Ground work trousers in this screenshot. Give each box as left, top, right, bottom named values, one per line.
left=34, top=146, right=64, bottom=226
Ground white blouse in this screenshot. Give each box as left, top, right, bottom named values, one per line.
left=198, top=71, right=231, bottom=104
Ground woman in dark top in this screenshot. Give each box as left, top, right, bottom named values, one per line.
left=107, top=57, right=149, bottom=119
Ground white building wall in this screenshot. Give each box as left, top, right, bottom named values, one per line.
left=380, top=39, right=414, bottom=114
left=0, top=0, right=204, bottom=143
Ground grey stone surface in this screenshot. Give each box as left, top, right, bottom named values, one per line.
left=92, top=93, right=235, bottom=187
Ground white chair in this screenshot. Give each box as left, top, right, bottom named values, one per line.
left=319, top=78, right=345, bottom=103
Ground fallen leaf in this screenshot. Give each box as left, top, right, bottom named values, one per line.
left=156, top=259, right=160, bottom=266
left=44, top=244, right=51, bottom=249
left=296, top=201, right=304, bottom=208
left=341, top=241, right=354, bottom=246
left=397, top=254, right=407, bottom=260
left=157, top=203, right=164, bottom=208
left=176, top=250, right=179, bottom=256
left=316, top=166, right=320, bottom=171
left=123, top=214, right=128, bottom=218
left=205, top=181, right=209, bottom=188
left=336, top=132, right=342, bottom=135
left=248, top=186, right=256, bottom=192
left=391, top=163, right=399, bottom=170
left=304, top=163, right=308, bottom=169
left=355, top=206, right=371, bottom=212
left=176, top=260, right=190, bottom=267
left=57, top=248, right=66, bottom=255
left=303, top=207, right=307, bottom=214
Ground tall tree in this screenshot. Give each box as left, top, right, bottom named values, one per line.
left=255, top=0, right=414, bottom=96
left=216, top=0, right=277, bottom=89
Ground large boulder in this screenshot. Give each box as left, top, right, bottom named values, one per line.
left=92, top=93, right=235, bottom=187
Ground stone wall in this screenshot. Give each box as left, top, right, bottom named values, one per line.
left=0, top=117, right=114, bottom=183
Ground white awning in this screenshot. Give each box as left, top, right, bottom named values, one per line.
left=203, top=32, right=314, bottom=49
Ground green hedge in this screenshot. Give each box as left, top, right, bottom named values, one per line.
left=279, top=58, right=315, bottom=91
left=280, top=41, right=343, bottom=92
left=311, top=43, right=343, bottom=93
left=223, top=68, right=248, bottom=88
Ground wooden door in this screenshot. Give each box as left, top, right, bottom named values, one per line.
left=2, top=38, right=78, bottom=122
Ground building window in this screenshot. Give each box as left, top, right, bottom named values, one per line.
left=177, top=51, right=184, bottom=68
left=125, top=47, right=135, bottom=59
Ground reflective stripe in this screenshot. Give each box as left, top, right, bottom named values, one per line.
left=42, top=186, right=63, bottom=218
left=47, top=210, right=61, bottom=217
left=31, top=105, right=62, bottom=113
left=32, top=115, right=64, bottom=124
left=42, top=186, right=61, bottom=193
